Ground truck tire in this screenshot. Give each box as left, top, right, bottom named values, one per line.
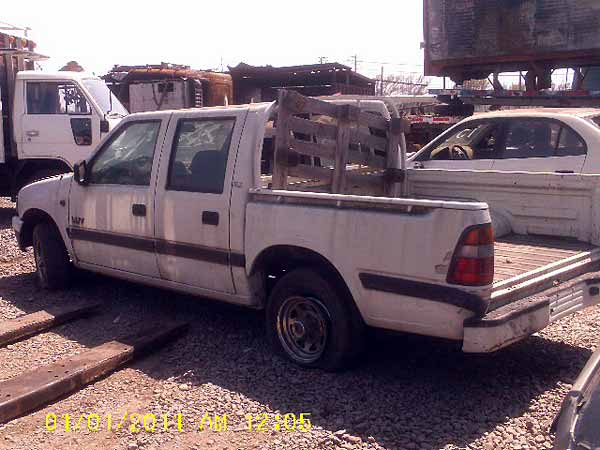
left=266, top=268, right=365, bottom=371
left=32, top=223, right=71, bottom=290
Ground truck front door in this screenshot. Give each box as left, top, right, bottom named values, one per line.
left=68, top=113, right=170, bottom=277
left=153, top=108, right=247, bottom=294
left=20, top=80, right=101, bottom=166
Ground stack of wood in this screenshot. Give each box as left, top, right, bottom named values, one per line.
left=270, top=89, right=409, bottom=197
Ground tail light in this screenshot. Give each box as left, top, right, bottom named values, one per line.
left=447, top=223, right=494, bottom=286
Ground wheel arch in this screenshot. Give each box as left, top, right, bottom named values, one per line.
left=19, top=208, right=62, bottom=249
left=248, top=245, right=359, bottom=312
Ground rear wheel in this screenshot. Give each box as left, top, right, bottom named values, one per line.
left=266, top=268, right=365, bottom=370
left=32, top=223, right=71, bottom=290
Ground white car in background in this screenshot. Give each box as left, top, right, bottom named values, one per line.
left=410, top=108, right=600, bottom=174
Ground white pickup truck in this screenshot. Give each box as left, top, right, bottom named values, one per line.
left=12, top=91, right=600, bottom=370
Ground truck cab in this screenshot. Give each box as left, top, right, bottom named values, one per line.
left=5, top=71, right=126, bottom=168
left=0, top=30, right=127, bottom=197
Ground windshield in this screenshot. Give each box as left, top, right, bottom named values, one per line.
left=590, top=115, right=600, bottom=129
left=82, top=78, right=128, bottom=117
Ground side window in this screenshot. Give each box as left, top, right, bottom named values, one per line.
left=556, top=126, right=587, bottom=156
left=88, top=121, right=161, bottom=186
left=26, top=82, right=91, bottom=115
left=501, top=120, right=586, bottom=159
left=167, top=118, right=235, bottom=194
left=418, top=120, right=500, bottom=161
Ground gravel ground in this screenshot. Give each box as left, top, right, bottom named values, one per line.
left=0, top=196, right=598, bottom=450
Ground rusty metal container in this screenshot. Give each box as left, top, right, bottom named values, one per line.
left=423, top=0, right=600, bottom=83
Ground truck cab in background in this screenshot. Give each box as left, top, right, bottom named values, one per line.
left=0, top=31, right=127, bottom=198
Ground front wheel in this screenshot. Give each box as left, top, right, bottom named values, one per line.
left=266, top=268, right=365, bottom=370
left=32, top=223, right=71, bottom=290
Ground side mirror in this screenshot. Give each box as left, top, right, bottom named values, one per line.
left=73, top=160, right=88, bottom=186
left=100, top=119, right=110, bottom=133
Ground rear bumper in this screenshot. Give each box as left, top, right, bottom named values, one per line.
left=463, top=275, right=600, bottom=353
left=12, top=216, right=25, bottom=250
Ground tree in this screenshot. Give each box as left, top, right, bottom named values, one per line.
left=60, top=61, right=84, bottom=72
left=375, top=73, right=429, bottom=96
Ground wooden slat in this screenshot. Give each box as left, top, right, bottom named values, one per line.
left=332, top=115, right=351, bottom=194
left=0, top=322, right=188, bottom=424
left=280, top=89, right=339, bottom=118
left=272, top=91, right=293, bottom=189
left=345, top=171, right=385, bottom=189
left=289, top=116, right=337, bottom=141
left=288, top=164, right=333, bottom=182
left=0, top=304, right=99, bottom=347
left=289, top=138, right=335, bottom=160
left=349, top=129, right=388, bottom=151
left=357, top=110, right=389, bottom=131
left=346, top=149, right=386, bottom=169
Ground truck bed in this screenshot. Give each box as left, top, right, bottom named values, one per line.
left=494, top=234, right=595, bottom=284
left=490, top=234, right=600, bottom=311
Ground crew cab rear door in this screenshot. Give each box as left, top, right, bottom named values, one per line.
left=68, top=112, right=171, bottom=277
left=153, top=107, right=248, bottom=294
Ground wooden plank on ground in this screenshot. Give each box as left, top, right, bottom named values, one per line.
left=0, top=304, right=100, bottom=348
left=0, top=322, right=188, bottom=423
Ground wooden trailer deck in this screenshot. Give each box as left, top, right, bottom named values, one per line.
left=494, top=234, right=595, bottom=284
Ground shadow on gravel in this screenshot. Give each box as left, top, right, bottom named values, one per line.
left=0, top=270, right=593, bottom=449
left=0, top=205, right=15, bottom=230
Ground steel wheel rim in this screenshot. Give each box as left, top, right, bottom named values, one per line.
left=276, top=295, right=330, bottom=364
left=34, top=240, right=47, bottom=285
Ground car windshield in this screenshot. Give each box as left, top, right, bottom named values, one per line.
left=82, top=78, right=128, bottom=117
left=590, top=115, right=600, bottom=129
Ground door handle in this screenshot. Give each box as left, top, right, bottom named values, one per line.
left=202, top=211, right=219, bottom=226
left=555, top=170, right=575, bottom=174
left=132, top=204, right=146, bottom=217
left=26, top=130, right=39, bottom=137
left=413, top=161, right=424, bottom=169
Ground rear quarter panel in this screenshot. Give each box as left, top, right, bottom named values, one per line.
left=244, top=198, right=491, bottom=339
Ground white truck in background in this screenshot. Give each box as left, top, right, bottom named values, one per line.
left=0, top=31, right=127, bottom=198
left=13, top=90, right=600, bottom=370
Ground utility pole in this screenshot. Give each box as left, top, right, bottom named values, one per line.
left=352, top=54, right=358, bottom=72
left=318, top=56, right=328, bottom=64
left=380, top=66, right=384, bottom=96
